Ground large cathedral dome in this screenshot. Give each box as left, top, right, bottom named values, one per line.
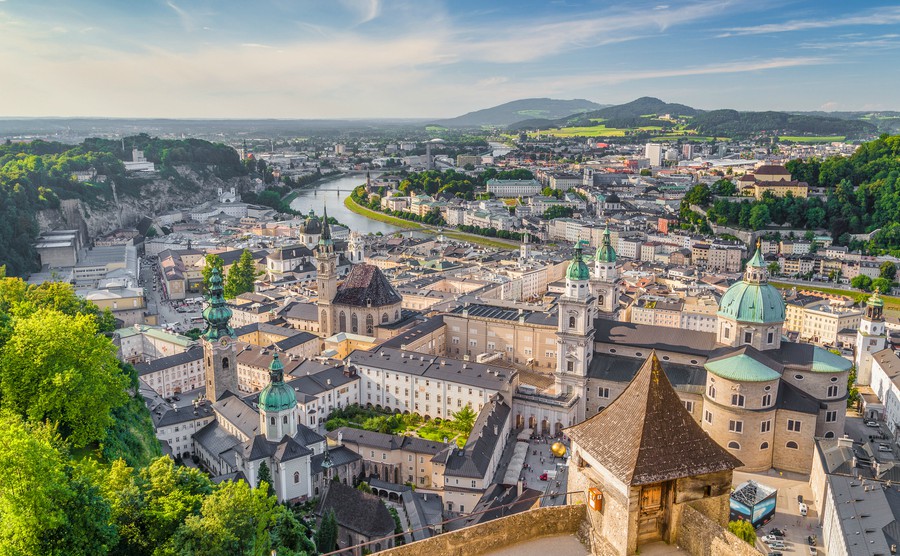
left=717, top=248, right=785, bottom=324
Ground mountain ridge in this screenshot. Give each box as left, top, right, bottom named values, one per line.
left=434, top=98, right=607, bottom=127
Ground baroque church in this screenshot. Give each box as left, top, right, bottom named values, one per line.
left=461, top=236, right=852, bottom=474
left=192, top=266, right=361, bottom=501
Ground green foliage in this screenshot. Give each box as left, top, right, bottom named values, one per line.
left=872, top=277, right=894, bottom=294
left=881, top=261, right=897, bottom=281
left=101, top=391, right=163, bottom=468
left=388, top=506, right=404, bottom=546
left=184, top=328, right=202, bottom=341
left=201, top=254, right=225, bottom=292
left=727, top=520, right=756, bottom=544
left=315, top=509, right=338, bottom=554
left=257, top=461, right=275, bottom=497
left=847, top=366, right=860, bottom=409
left=225, top=249, right=257, bottom=299
left=767, top=262, right=781, bottom=276
left=357, top=481, right=373, bottom=494
left=0, top=309, right=128, bottom=447
left=542, top=205, right=575, bottom=220
left=851, top=274, right=873, bottom=291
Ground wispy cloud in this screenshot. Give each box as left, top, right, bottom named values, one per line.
left=166, top=1, right=194, bottom=32
left=719, top=6, right=900, bottom=37
left=799, top=34, right=900, bottom=51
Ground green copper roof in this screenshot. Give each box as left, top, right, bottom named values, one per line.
left=201, top=267, right=235, bottom=341
left=868, top=289, right=885, bottom=308
left=318, top=206, right=333, bottom=246
left=810, top=347, right=852, bottom=373
left=705, top=354, right=781, bottom=382
left=717, top=281, right=786, bottom=324
left=258, top=353, right=297, bottom=412
left=567, top=241, right=591, bottom=281
left=747, top=246, right=766, bottom=268
left=595, top=226, right=616, bottom=263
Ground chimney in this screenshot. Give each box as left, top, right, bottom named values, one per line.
left=493, top=425, right=498, bottom=435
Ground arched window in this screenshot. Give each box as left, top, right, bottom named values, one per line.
left=320, top=309, right=327, bottom=328
left=569, top=316, right=576, bottom=328
left=394, top=310, right=399, bottom=321
left=366, top=314, right=374, bottom=335
left=762, top=394, right=772, bottom=407
left=824, top=431, right=835, bottom=439
left=708, top=385, right=716, bottom=399
left=827, top=385, right=839, bottom=398
left=731, top=394, right=745, bottom=407
left=294, top=472, right=300, bottom=484
left=598, top=295, right=604, bottom=305
left=222, top=357, right=229, bottom=369
left=283, top=415, right=288, bottom=424
left=382, top=313, right=388, bottom=323
left=786, top=441, right=799, bottom=449
left=727, top=441, right=740, bottom=450
left=760, top=442, right=769, bottom=450
left=270, top=416, right=276, bottom=426
left=339, top=311, right=346, bottom=332
left=351, top=313, right=359, bottom=333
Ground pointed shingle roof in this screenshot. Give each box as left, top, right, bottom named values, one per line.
left=566, top=351, right=741, bottom=486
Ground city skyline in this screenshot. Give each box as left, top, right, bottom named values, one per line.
left=1, top=0, right=899, bottom=118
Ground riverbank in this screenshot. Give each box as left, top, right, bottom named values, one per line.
left=343, top=196, right=423, bottom=230
left=281, top=171, right=347, bottom=204
left=344, top=196, right=520, bottom=249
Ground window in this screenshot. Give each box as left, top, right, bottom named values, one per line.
left=351, top=313, right=358, bottom=334
left=566, top=361, right=574, bottom=372
left=826, top=410, right=837, bottom=423
left=683, top=400, right=695, bottom=413
left=382, top=313, right=388, bottom=323
left=283, top=416, right=288, bottom=424
left=728, top=420, right=743, bottom=433
left=727, top=441, right=741, bottom=450
left=569, top=316, right=576, bottom=328
left=767, top=331, right=774, bottom=344
left=824, top=431, right=835, bottom=438
left=787, top=419, right=801, bottom=432
left=704, top=410, right=713, bottom=424
left=724, top=327, right=730, bottom=339
left=294, top=472, right=300, bottom=484
left=743, top=331, right=752, bottom=344
left=598, top=388, right=610, bottom=398
left=794, top=374, right=804, bottom=381
left=827, top=385, right=839, bottom=398
left=762, top=394, right=772, bottom=407
left=707, top=385, right=716, bottom=399
left=222, top=357, right=229, bottom=369
left=760, top=420, right=771, bottom=433
left=786, top=441, right=799, bottom=449
left=731, top=394, right=745, bottom=407
left=366, top=314, right=374, bottom=335
left=339, top=311, right=346, bottom=332
left=471, top=480, right=476, bottom=488
left=760, top=442, right=769, bottom=450
left=270, top=416, right=276, bottom=425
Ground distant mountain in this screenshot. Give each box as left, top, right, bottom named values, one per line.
left=509, top=97, right=878, bottom=139
left=435, top=98, right=607, bottom=127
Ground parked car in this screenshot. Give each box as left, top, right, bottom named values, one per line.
left=762, top=535, right=784, bottom=543
left=768, top=541, right=786, bottom=550
left=769, top=528, right=786, bottom=537
left=866, top=421, right=880, bottom=427
left=539, top=473, right=548, bottom=481
left=799, top=502, right=808, bottom=516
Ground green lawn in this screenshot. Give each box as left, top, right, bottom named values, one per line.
left=343, top=196, right=423, bottom=229
left=532, top=125, right=627, bottom=137
left=778, top=136, right=845, bottom=143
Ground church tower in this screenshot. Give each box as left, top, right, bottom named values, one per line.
left=592, top=224, right=618, bottom=314
left=856, top=288, right=887, bottom=386
left=202, top=267, right=238, bottom=402
left=316, top=207, right=338, bottom=337
left=258, top=352, right=298, bottom=441
left=348, top=231, right=364, bottom=264
left=555, top=241, right=596, bottom=422
left=716, top=243, right=785, bottom=351
left=518, top=233, right=531, bottom=267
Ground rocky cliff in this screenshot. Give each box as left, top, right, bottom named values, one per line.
left=37, top=166, right=254, bottom=238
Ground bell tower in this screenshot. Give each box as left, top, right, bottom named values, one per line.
left=316, top=206, right=338, bottom=337
left=856, top=288, right=887, bottom=386
left=348, top=231, right=364, bottom=264
left=592, top=224, right=618, bottom=314
left=202, top=267, right=238, bottom=402
left=258, top=352, right=298, bottom=441
left=556, top=241, right=596, bottom=422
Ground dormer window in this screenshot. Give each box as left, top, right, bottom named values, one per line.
left=743, top=331, right=752, bottom=344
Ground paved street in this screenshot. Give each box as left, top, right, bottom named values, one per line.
left=517, top=433, right=570, bottom=507
left=140, top=256, right=203, bottom=333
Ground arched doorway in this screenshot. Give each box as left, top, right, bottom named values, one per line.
left=541, top=419, right=549, bottom=435
left=528, top=415, right=537, bottom=429
left=516, top=414, right=524, bottom=429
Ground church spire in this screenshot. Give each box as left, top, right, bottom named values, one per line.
left=201, top=267, right=235, bottom=341
left=319, top=206, right=332, bottom=244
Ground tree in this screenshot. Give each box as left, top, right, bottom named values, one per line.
left=139, top=457, right=213, bottom=551
left=767, top=262, right=780, bottom=276
left=748, top=204, right=770, bottom=230
left=357, top=481, right=373, bottom=494
left=542, top=205, right=575, bottom=220
left=201, top=253, right=225, bottom=291
left=872, top=277, right=894, bottom=294
left=851, top=274, right=873, bottom=291
left=315, top=509, right=338, bottom=554
left=881, top=261, right=897, bottom=281
left=452, top=406, right=477, bottom=431
left=257, top=461, right=275, bottom=497
left=225, top=249, right=257, bottom=299
left=0, top=310, right=128, bottom=447
left=727, top=520, right=756, bottom=544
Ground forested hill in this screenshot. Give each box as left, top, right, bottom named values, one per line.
left=510, top=96, right=878, bottom=139
left=0, top=135, right=245, bottom=277
left=435, top=98, right=605, bottom=127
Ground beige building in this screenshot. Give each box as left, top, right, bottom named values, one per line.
left=327, top=427, right=448, bottom=488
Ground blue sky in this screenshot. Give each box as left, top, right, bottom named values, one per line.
left=1, top=0, right=898, bottom=118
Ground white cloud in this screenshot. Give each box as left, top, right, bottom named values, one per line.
left=719, top=6, right=900, bottom=37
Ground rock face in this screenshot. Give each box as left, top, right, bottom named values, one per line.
left=37, top=166, right=253, bottom=237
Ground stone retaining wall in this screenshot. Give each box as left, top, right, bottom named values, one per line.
left=378, top=504, right=587, bottom=556
left=675, top=503, right=761, bottom=556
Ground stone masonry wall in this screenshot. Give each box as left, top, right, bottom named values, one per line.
left=675, top=503, right=761, bottom=556
left=378, top=504, right=587, bottom=556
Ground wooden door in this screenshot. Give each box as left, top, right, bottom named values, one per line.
left=638, top=484, right=664, bottom=544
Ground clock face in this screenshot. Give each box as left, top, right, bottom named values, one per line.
left=220, top=337, right=229, bottom=347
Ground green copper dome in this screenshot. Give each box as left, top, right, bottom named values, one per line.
left=567, top=241, right=591, bottom=281
left=868, top=288, right=885, bottom=308
left=595, top=225, right=616, bottom=263
left=201, top=267, right=235, bottom=341
left=258, top=353, right=297, bottom=412
left=717, top=246, right=785, bottom=324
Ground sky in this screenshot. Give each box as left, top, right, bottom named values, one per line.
left=1, top=0, right=899, bottom=118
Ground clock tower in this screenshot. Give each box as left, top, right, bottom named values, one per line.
left=202, top=267, right=238, bottom=402
left=856, top=288, right=887, bottom=386
left=316, top=207, right=338, bottom=337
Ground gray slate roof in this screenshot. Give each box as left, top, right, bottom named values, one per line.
left=444, top=395, right=511, bottom=479
left=317, top=481, right=396, bottom=538
left=594, top=318, right=718, bottom=357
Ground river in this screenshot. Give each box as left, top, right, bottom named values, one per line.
left=288, top=173, right=405, bottom=235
